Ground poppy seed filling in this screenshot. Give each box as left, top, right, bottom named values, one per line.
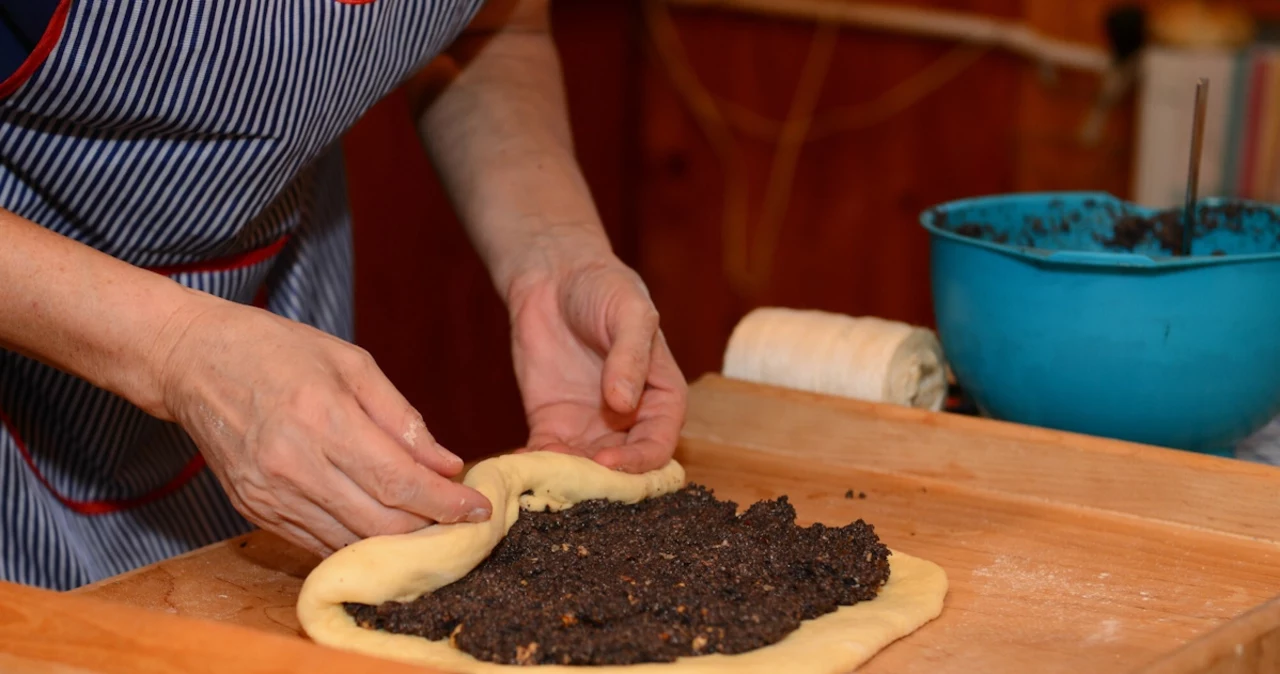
left=345, top=485, right=891, bottom=666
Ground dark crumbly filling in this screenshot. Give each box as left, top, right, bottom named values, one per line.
left=939, top=202, right=1272, bottom=255
left=344, top=485, right=891, bottom=666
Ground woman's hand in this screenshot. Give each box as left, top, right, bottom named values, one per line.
left=408, top=0, right=687, bottom=472
left=507, top=253, right=688, bottom=474
left=0, top=212, right=490, bottom=557
left=155, top=292, right=492, bottom=557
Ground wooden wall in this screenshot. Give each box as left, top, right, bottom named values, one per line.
left=344, top=0, right=1245, bottom=458
left=635, top=0, right=1023, bottom=378
left=345, top=1, right=642, bottom=456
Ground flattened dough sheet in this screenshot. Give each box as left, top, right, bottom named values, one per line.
left=297, top=452, right=948, bottom=673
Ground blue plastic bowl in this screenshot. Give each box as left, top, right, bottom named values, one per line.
left=919, top=191, right=1280, bottom=456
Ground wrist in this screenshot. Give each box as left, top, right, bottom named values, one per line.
left=0, top=213, right=215, bottom=421
left=493, top=220, right=616, bottom=307
left=82, top=278, right=214, bottom=421
left=136, top=284, right=225, bottom=420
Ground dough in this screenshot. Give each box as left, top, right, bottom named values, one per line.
left=722, top=308, right=948, bottom=412
left=297, top=452, right=948, bottom=673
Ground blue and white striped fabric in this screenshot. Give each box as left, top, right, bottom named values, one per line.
left=0, top=0, right=485, bottom=590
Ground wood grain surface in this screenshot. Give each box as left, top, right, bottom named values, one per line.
left=0, top=579, right=441, bottom=674
left=60, top=375, right=1280, bottom=673
left=72, top=529, right=316, bottom=638
left=1138, top=596, right=1280, bottom=674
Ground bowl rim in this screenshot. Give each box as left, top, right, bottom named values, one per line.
left=919, top=191, right=1280, bottom=270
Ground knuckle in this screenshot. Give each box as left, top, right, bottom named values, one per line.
left=632, top=301, right=660, bottom=327
left=372, top=465, right=425, bottom=509
left=360, top=510, right=426, bottom=538
left=232, top=481, right=285, bottom=524
left=632, top=314, right=661, bottom=344
left=629, top=273, right=653, bottom=300
left=284, top=386, right=334, bottom=426
left=255, top=442, right=299, bottom=484
left=341, top=345, right=378, bottom=376
left=674, top=372, right=691, bottom=395
left=643, top=313, right=661, bottom=336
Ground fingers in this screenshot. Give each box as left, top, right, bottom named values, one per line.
left=272, top=520, right=335, bottom=558
left=401, top=413, right=465, bottom=478
left=231, top=425, right=488, bottom=556
left=342, top=348, right=464, bottom=478
left=650, top=329, right=690, bottom=407
left=522, top=425, right=628, bottom=457
left=515, top=440, right=575, bottom=457
left=174, top=308, right=493, bottom=556
left=325, top=408, right=492, bottom=524
left=320, top=467, right=434, bottom=539
left=602, top=298, right=660, bottom=415
left=592, top=438, right=673, bottom=474
left=594, top=331, right=687, bottom=473
left=230, top=478, right=360, bottom=556
left=275, top=500, right=358, bottom=555
left=215, top=471, right=346, bottom=557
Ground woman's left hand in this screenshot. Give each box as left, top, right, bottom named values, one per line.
left=507, top=252, right=687, bottom=474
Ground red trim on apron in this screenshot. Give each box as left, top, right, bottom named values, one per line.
left=1, top=407, right=206, bottom=516
left=336, top=0, right=378, bottom=5
left=143, top=235, right=290, bottom=277
left=4, top=235, right=289, bottom=515
left=0, top=0, right=72, bottom=99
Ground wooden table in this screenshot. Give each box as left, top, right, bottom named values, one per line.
left=3, top=375, right=1280, bottom=673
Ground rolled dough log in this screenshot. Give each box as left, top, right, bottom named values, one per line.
left=297, top=452, right=948, bottom=673
left=722, top=308, right=949, bottom=412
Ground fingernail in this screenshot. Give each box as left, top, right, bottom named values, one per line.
left=616, top=380, right=638, bottom=409
left=466, top=508, right=491, bottom=523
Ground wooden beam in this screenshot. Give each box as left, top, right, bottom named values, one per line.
left=660, top=0, right=1111, bottom=72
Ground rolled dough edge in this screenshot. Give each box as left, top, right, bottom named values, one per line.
left=296, top=452, right=948, bottom=674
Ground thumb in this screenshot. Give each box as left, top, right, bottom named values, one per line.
left=602, top=298, right=660, bottom=414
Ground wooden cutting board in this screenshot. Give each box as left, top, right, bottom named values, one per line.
left=24, top=375, right=1280, bottom=673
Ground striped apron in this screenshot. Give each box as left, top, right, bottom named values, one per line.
left=0, top=0, right=484, bottom=590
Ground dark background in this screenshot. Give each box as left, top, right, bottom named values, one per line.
left=343, top=0, right=1279, bottom=458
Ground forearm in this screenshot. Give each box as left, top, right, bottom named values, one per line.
left=411, top=0, right=612, bottom=301
left=0, top=209, right=199, bottom=417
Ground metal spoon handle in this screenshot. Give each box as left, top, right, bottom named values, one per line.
left=1182, top=77, right=1209, bottom=256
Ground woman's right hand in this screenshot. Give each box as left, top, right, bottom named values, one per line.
left=153, top=291, right=492, bottom=557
